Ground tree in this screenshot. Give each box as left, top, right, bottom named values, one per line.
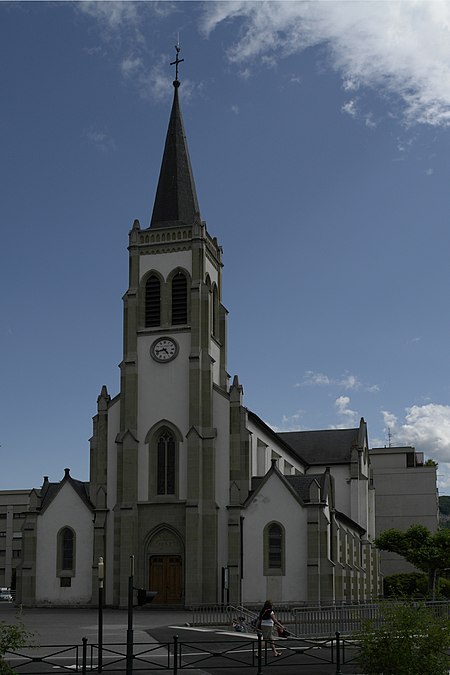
left=355, top=602, right=450, bottom=675
left=0, top=618, right=32, bottom=675
left=375, top=524, right=450, bottom=598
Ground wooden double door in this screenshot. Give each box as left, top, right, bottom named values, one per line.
left=149, top=555, right=183, bottom=604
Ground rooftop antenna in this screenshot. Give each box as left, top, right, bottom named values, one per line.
left=170, top=34, right=184, bottom=84
left=387, top=427, right=393, bottom=448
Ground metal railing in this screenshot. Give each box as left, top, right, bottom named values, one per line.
left=3, top=633, right=345, bottom=675
left=191, top=600, right=450, bottom=637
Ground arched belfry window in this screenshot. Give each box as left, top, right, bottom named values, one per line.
left=263, top=522, right=285, bottom=576
left=212, top=284, right=219, bottom=338
left=171, top=272, right=187, bottom=325
left=157, top=431, right=176, bottom=495
left=145, top=275, right=161, bottom=327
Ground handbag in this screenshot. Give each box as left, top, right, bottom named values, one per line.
left=276, top=626, right=290, bottom=638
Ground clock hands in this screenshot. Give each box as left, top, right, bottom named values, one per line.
left=151, top=337, right=178, bottom=362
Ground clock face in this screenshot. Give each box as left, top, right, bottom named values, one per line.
left=150, top=337, right=178, bottom=363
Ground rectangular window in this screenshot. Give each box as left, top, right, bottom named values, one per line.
left=60, top=577, right=71, bottom=587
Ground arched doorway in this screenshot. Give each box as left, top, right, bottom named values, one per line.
left=147, top=528, right=183, bottom=604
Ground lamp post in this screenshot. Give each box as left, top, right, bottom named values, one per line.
left=98, top=556, right=104, bottom=673
left=126, top=555, right=134, bottom=675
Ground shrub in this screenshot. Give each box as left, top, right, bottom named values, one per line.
left=383, top=572, right=428, bottom=598
left=0, top=617, right=32, bottom=675
left=384, top=572, right=450, bottom=599
left=354, top=602, right=450, bottom=675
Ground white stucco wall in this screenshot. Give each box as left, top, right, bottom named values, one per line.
left=311, top=464, right=350, bottom=516
left=35, top=482, right=93, bottom=605
left=139, top=250, right=192, bottom=281
left=243, top=473, right=308, bottom=604
left=137, top=331, right=190, bottom=501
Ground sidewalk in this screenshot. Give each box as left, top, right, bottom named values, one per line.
left=0, top=602, right=192, bottom=645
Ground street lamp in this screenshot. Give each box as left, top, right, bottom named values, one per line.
left=98, top=556, right=104, bottom=673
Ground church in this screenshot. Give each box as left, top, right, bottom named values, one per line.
left=15, top=62, right=381, bottom=609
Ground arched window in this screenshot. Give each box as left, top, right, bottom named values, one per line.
left=264, top=522, right=285, bottom=575
left=145, top=275, right=161, bottom=327
left=171, top=272, right=187, bottom=325
left=57, top=527, right=76, bottom=582
left=146, top=422, right=182, bottom=499
left=212, top=284, right=219, bottom=338
left=157, top=431, right=176, bottom=495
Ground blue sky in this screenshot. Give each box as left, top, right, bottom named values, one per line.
left=2, top=1, right=450, bottom=493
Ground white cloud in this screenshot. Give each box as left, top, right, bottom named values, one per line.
left=201, top=0, right=450, bottom=127
left=82, top=127, right=116, bottom=152
left=76, top=2, right=181, bottom=102
left=76, top=1, right=146, bottom=36
left=334, top=395, right=358, bottom=426
left=381, top=404, right=450, bottom=464
left=297, top=370, right=364, bottom=391
left=120, top=54, right=143, bottom=79
left=342, top=99, right=358, bottom=118
left=299, top=371, right=332, bottom=386
left=381, top=409, right=398, bottom=430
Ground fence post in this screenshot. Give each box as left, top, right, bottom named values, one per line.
left=256, top=632, right=262, bottom=675
left=82, top=637, right=88, bottom=675
left=173, top=635, right=178, bottom=675
left=335, top=631, right=342, bottom=675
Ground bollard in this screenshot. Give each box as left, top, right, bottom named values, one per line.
left=335, top=631, right=343, bottom=675
left=173, top=635, right=178, bottom=675
left=82, top=637, right=88, bottom=675
left=257, top=631, right=262, bottom=675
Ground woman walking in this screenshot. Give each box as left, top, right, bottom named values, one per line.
left=258, top=599, right=283, bottom=656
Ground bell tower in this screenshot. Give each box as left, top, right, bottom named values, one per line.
left=94, top=49, right=230, bottom=606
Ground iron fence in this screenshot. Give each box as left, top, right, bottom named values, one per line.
left=191, top=600, right=450, bottom=637
left=3, top=632, right=345, bottom=675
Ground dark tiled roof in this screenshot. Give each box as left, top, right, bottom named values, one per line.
left=247, top=410, right=310, bottom=466
left=279, top=428, right=359, bottom=465
left=39, top=470, right=93, bottom=513
left=286, top=473, right=325, bottom=501
left=150, top=83, right=201, bottom=228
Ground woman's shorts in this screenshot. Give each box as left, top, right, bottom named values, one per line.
left=261, top=625, right=274, bottom=640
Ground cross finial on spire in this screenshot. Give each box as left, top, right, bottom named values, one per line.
left=170, top=36, right=184, bottom=86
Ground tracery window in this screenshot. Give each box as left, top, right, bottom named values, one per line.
left=157, top=431, right=176, bottom=495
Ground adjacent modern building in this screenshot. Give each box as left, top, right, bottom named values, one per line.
left=0, top=490, right=30, bottom=590
left=370, top=446, right=439, bottom=576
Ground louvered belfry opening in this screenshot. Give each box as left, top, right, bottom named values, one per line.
left=171, top=272, right=187, bottom=325
left=145, top=275, right=161, bottom=327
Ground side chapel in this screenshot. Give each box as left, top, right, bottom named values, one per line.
left=16, top=63, right=381, bottom=608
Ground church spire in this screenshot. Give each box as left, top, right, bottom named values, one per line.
left=150, top=45, right=201, bottom=229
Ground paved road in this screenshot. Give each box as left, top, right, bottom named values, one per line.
left=0, top=601, right=362, bottom=674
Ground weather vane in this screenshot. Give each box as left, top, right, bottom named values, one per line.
left=170, top=35, right=184, bottom=83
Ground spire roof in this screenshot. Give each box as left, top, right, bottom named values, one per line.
left=150, top=79, right=201, bottom=228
